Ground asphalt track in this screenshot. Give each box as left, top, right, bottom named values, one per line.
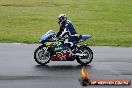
left=0, top=43, right=132, bottom=88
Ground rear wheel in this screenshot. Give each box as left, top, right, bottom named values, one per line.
left=34, top=45, right=51, bottom=65
left=76, top=46, right=93, bottom=65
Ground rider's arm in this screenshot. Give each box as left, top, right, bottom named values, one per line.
left=60, top=24, right=69, bottom=37
left=56, top=27, right=63, bottom=37
left=60, top=28, right=67, bottom=37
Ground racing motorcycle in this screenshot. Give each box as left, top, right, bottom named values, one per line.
left=34, top=30, right=93, bottom=65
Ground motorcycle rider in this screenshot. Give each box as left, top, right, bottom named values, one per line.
left=56, top=14, right=79, bottom=49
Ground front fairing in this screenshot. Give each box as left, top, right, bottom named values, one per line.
left=39, top=30, right=56, bottom=44
left=44, top=41, right=74, bottom=61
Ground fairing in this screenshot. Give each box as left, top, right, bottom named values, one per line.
left=39, top=30, right=56, bottom=43
left=79, top=35, right=92, bottom=41
left=39, top=30, right=92, bottom=61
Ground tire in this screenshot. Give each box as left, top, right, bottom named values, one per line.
left=76, top=46, right=93, bottom=66
left=34, top=45, right=51, bottom=65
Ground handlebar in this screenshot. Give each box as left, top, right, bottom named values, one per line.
left=57, top=36, right=68, bottom=42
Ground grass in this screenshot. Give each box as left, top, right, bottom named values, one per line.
left=0, top=0, right=132, bottom=46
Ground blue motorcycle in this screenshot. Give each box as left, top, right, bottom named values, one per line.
left=34, top=30, right=93, bottom=65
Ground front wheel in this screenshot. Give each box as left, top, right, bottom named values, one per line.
left=76, top=45, right=93, bottom=66
left=34, top=45, right=51, bottom=65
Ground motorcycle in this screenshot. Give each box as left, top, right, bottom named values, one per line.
left=34, top=30, right=93, bottom=65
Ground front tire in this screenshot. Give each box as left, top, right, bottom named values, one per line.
left=76, top=46, right=93, bottom=66
left=34, top=45, right=51, bottom=65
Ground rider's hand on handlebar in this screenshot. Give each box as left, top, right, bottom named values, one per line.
left=57, top=36, right=65, bottom=41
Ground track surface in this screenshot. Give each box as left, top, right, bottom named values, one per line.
left=0, top=43, right=132, bottom=88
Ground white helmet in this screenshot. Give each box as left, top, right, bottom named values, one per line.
left=58, top=14, right=67, bottom=25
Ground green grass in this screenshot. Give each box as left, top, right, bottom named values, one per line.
left=0, top=0, right=132, bottom=46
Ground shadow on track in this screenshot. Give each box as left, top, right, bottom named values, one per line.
left=34, top=64, right=92, bottom=72
left=33, top=64, right=94, bottom=79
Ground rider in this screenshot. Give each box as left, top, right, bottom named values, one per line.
left=56, top=14, right=79, bottom=48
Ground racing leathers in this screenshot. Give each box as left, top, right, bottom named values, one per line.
left=56, top=20, right=79, bottom=48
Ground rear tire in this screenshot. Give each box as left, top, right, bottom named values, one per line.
left=76, top=46, right=93, bottom=66
left=34, top=45, right=51, bottom=65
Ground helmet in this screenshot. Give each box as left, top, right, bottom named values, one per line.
left=58, top=14, right=67, bottom=25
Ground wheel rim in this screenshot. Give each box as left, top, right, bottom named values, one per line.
left=36, top=47, right=51, bottom=64
left=79, top=49, right=92, bottom=63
